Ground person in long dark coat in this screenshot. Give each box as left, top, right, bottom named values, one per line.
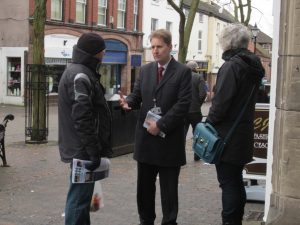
left=119, top=29, right=191, bottom=225
left=206, top=23, right=265, bottom=225
left=185, top=60, right=207, bottom=161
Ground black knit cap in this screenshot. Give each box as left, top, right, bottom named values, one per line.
left=77, top=32, right=106, bottom=55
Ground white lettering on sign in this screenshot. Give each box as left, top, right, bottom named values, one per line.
left=254, top=133, right=268, bottom=140
left=254, top=142, right=268, bottom=148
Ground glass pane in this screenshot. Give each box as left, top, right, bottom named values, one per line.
left=98, top=7, right=106, bottom=25
left=76, top=2, right=85, bottom=23
left=151, top=18, right=157, bottom=32
left=117, top=11, right=125, bottom=28
left=133, top=15, right=137, bottom=31
left=198, top=40, right=202, bottom=51
left=51, top=0, right=62, bottom=20
left=134, top=0, right=138, bottom=14
left=7, top=57, right=21, bottom=96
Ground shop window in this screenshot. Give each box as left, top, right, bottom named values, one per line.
left=7, top=57, right=21, bottom=96
left=99, top=64, right=121, bottom=95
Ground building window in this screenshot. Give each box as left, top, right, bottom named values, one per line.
left=216, top=23, right=220, bottom=35
left=198, top=31, right=202, bottom=51
left=199, top=13, right=203, bottom=23
left=133, top=0, right=138, bottom=31
left=76, top=0, right=86, bottom=23
left=216, top=42, right=220, bottom=60
left=166, top=21, right=172, bottom=32
left=98, top=0, right=107, bottom=26
left=7, top=57, right=21, bottom=96
left=51, top=0, right=63, bottom=20
left=117, top=0, right=126, bottom=29
left=151, top=18, right=158, bottom=32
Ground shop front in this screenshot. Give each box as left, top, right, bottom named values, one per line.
left=100, top=39, right=128, bottom=95
left=44, top=34, right=129, bottom=97
left=0, top=47, right=28, bottom=105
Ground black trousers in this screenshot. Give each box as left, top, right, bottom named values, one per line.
left=184, top=112, right=203, bottom=160
left=137, top=162, right=180, bottom=225
left=184, top=112, right=203, bottom=136
left=215, top=162, right=246, bottom=225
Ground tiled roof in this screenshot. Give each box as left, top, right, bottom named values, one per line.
left=249, top=24, right=273, bottom=44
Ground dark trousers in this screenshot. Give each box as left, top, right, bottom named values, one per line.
left=184, top=112, right=203, bottom=160
left=137, top=162, right=180, bottom=225
left=184, top=112, right=203, bottom=136
left=215, top=162, right=246, bottom=225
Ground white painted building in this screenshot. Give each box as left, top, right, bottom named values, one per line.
left=142, top=0, right=235, bottom=74
left=142, top=0, right=181, bottom=63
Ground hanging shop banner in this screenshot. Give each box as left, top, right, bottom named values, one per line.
left=244, top=103, right=269, bottom=176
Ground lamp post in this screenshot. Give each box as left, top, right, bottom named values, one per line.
left=251, top=23, right=260, bottom=54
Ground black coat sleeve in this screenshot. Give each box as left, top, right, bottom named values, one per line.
left=207, top=62, right=238, bottom=125
left=71, top=73, right=100, bottom=159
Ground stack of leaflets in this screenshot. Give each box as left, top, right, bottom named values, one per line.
left=143, top=110, right=166, bottom=138
left=72, top=158, right=110, bottom=183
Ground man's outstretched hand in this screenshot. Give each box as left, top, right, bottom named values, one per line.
left=118, top=91, right=132, bottom=111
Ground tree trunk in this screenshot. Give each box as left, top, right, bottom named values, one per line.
left=31, top=0, right=47, bottom=142
left=168, top=0, right=200, bottom=63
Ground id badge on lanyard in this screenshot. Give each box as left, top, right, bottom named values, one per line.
left=150, top=98, right=162, bottom=115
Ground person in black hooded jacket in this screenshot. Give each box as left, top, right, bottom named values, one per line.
left=206, top=24, right=265, bottom=225
left=58, top=32, right=112, bottom=225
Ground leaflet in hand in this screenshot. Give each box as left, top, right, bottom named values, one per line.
left=143, top=110, right=166, bottom=138
left=72, top=158, right=110, bottom=183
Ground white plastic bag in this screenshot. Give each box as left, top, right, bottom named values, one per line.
left=90, top=181, right=104, bottom=212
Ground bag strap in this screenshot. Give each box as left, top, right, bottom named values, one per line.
left=223, top=85, right=256, bottom=144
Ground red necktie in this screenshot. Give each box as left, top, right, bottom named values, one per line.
left=157, top=67, right=165, bottom=84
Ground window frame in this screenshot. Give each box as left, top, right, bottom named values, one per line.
left=76, top=0, right=87, bottom=24
left=166, top=21, right=172, bottom=32
left=133, top=0, right=138, bottom=31
left=199, top=12, right=203, bottom=23
left=98, top=0, right=107, bottom=26
left=117, top=0, right=126, bottom=29
left=151, top=18, right=158, bottom=32
left=51, top=0, right=63, bottom=21
left=198, top=30, right=202, bottom=52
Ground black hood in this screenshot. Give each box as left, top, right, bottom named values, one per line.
left=72, top=45, right=100, bottom=75
left=222, top=48, right=265, bottom=84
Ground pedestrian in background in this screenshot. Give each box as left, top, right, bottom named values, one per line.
left=185, top=61, right=207, bottom=161
left=119, top=29, right=191, bottom=225
left=58, top=32, right=112, bottom=225
left=206, top=24, right=264, bottom=225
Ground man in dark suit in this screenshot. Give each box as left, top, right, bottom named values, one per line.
left=119, top=29, right=191, bottom=225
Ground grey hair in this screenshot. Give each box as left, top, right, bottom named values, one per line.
left=219, top=23, right=251, bottom=51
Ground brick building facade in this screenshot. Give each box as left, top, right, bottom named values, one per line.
left=28, top=0, right=144, bottom=95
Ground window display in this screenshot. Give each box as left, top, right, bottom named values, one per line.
left=99, top=64, right=121, bottom=95
left=7, top=57, right=21, bottom=96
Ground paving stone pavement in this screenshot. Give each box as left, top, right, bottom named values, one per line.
left=0, top=103, right=264, bottom=225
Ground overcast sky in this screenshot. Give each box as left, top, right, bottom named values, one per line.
left=250, top=0, right=274, bottom=37
left=217, top=0, right=274, bottom=37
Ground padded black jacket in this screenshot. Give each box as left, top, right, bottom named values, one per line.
left=58, top=45, right=112, bottom=163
